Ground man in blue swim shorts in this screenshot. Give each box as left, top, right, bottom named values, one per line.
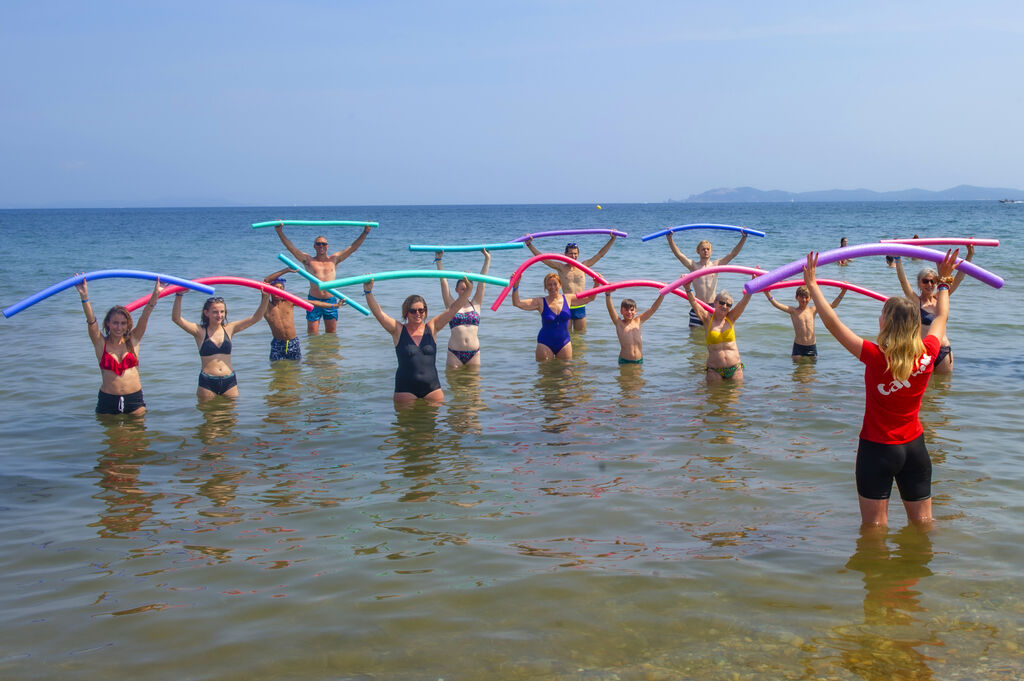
left=275, top=223, right=371, bottom=334
left=262, top=268, right=340, bottom=360
left=524, top=236, right=617, bottom=332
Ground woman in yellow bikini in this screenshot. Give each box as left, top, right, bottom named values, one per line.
left=682, top=285, right=752, bottom=382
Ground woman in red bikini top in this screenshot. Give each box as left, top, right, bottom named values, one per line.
left=75, top=277, right=165, bottom=416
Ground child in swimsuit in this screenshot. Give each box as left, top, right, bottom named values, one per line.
left=512, top=272, right=597, bottom=361
left=683, top=283, right=752, bottom=382
left=605, top=293, right=664, bottom=365
left=435, top=249, right=490, bottom=368
left=363, top=277, right=473, bottom=406
left=172, top=292, right=270, bottom=401
left=76, top=277, right=165, bottom=416
left=764, top=285, right=846, bottom=360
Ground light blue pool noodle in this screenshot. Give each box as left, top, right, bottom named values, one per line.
left=3, top=270, right=216, bottom=319
left=641, top=224, right=766, bottom=242
left=408, top=243, right=525, bottom=252
left=276, top=254, right=370, bottom=315
left=253, top=220, right=378, bottom=229
left=319, top=270, right=512, bottom=289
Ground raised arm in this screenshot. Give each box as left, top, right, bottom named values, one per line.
left=604, top=292, right=622, bottom=328
left=333, top=225, right=371, bottom=263
left=582, top=235, right=616, bottom=267
left=264, top=266, right=295, bottom=283
left=715, top=233, right=748, bottom=267
left=430, top=278, right=472, bottom=333
left=666, top=233, right=696, bottom=270
left=682, top=284, right=709, bottom=324
left=894, top=257, right=919, bottom=301
left=804, top=253, right=862, bottom=357
left=512, top=284, right=542, bottom=312
left=362, top=279, right=400, bottom=335
left=131, top=279, right=166, bottom=341
left=829, top=288, right=847, bottom=309
left=171, top=292, right=202, bottom=338
left=927, top=249, right=959, bottom=342
left=764, top=290, right=793, bottom=313
left=435, top=251, right=454, bottom=306
left=948, top=243, right=973, bottom=295
left=637, top=292, right=664, bottom=323
left=74, top=277, right=103, bottom=346
left=471, top=249, right=491, bottom=307
left=726, top=290, right=753, bottom=322
left=524, top=236, right=541, bottom=257
left=227, top=293, right=272, bottom=335
left=275, top=223, right=309, bottom=264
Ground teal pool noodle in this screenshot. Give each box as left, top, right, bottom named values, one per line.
left=319, top=270, right=512, bottom=289
left=408, top=243, right=525, bottom=252
left=253, top=220, right=378, bottom=229
left=276, top=253, right=370, bottom=315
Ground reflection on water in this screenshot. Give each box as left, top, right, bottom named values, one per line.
left=302, top=333, right=344, bottom=425
left=791, top=359, right=818, bottom=385
left=535, top=360, right=581, bottom=434
left=826, top=526, right=938, bottom=680
left=263, top=360, right=304, bottom=431
left=443, top=367, right=485, bottom=434
left=614, top=360, right=646, bottom=401
left=196, top=398, right=239, bottom=446
left=91, top=419, right=160, bottom=539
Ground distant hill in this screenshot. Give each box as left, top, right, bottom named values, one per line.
left=676, top=185, right=1024, bottom=203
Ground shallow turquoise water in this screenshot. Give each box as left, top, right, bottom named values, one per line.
left=1, top=202, right=1022, bottom=680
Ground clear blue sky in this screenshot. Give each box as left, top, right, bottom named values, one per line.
left=2, top=1, right=1021, bottom=207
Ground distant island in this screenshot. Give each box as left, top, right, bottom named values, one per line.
left=674, top=184, right=1024, bottom=203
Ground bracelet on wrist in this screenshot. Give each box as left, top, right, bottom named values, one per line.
left=938, top=275, right=955, bottom=285
left=937, top=284, right=950, bottom=291
left=87, top=318, right=97, bottom=325
left=175, top=292, right=185, bottom=297
left=80, top=298, right=88, bottom=303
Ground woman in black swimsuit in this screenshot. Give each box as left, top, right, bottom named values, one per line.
left=363, top=277, right=471, bottom=406
left=172, top=292, right=269, bottom=401
left=895, top=244, right=973, bottom=374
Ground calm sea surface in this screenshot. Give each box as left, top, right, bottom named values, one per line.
left=1, top=202, right=1022, bottom=680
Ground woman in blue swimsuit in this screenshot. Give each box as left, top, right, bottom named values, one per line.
left=435, top=248, right=490, bottom=369
left=364, top=277, right=472, bottom=406
left=172, top=292, right=270, bottom=401
left=512, top=272, right=596, bottom=361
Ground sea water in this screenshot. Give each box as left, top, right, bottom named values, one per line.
left=0, top=202, right=1021, bottom=680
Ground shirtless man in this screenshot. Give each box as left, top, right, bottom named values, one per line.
left=666, top=232, right=748, bottom=328
left=764, top=285, right=846, bottom=360
left=275, top=223, right=371, bottom=334
left=604, top=293, right=664, bottom=364
left=524, top=235, right=616, bottom=332
left=262, top=267, right=340, bottom=360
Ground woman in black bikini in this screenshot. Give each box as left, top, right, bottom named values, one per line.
left=76, top=277, right=165, bottom=415
left=435, top=248, right=490, bottom=369
left=363, top=277, right=471, bottom=406
left=172, top=292, right=269, bottom=401
left=895, top=244, right=973, bottom=374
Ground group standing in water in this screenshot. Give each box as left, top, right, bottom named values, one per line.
left=65, top=223, right=986, bottom=527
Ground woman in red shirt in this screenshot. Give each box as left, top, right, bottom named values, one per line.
left=802, top=249, right=959, bottom=527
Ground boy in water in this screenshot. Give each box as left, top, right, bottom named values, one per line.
left=262, top=267, right=341, bottom=360
left=604, top=293, right=664, bottom=364
left=764, top=285, right=846, bottom=360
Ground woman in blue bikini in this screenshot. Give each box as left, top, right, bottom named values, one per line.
left=363, top=276, right=472, bottom=406
left=512, top=272, right=596, bottom=361
left=435, top=248, right=490, bottom=369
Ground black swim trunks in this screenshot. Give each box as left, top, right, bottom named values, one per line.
left=856, top=435, right=931, bottom=501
